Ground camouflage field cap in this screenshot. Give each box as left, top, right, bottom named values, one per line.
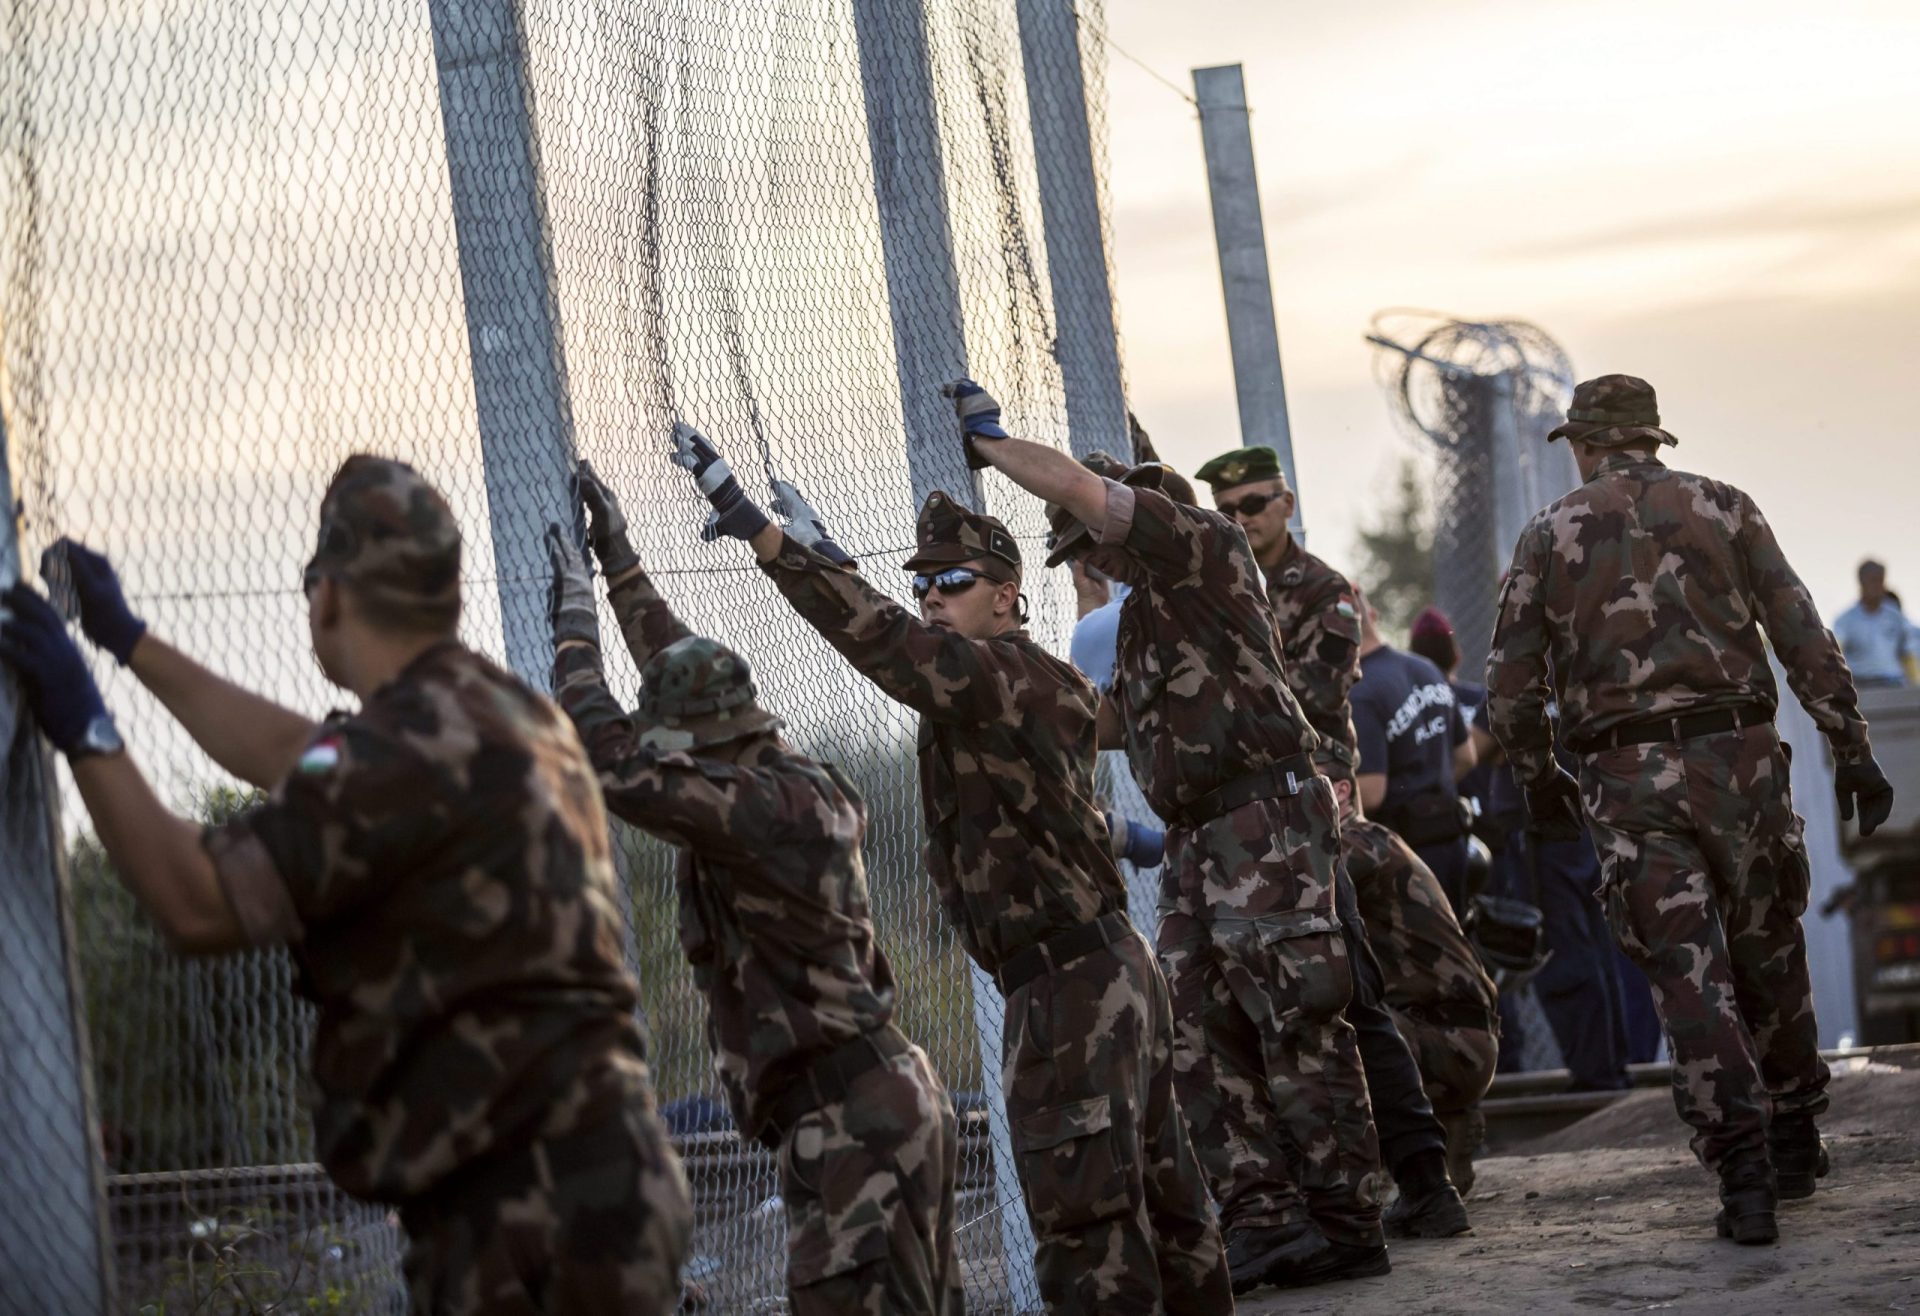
left=635, top=634, right=785, bottom=752
left=902, top=490, right=1022, bottom=581
left=1044, top=458, right=1197, bottom=569
left=1193, top=445, right=1286, bottom=494
left=1547, top=374, right=1678, bottom=449
left=305, top=455, right=462, bottom=626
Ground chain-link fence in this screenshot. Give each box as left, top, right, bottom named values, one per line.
left=1, top=2, right=1128, bottom=1311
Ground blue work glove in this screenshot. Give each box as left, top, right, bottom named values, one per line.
left=546, top=523, right=601, bottom=650
left=1105, top=812, right=1166, bottom=868
left=1, top=583, right=109, bottom=755
left=43, top=538, right=146, bottom=666
left=1523, top=766, right=1585, bottom=844
left=669, top=422, right=771, bottom=542
left=940, top=378, right=1008, bottom=470
left=1835, top=756, right=1894, bottom=837
left=769, top=479, right=854, bottom=567
left=575, top=460, right=640, bottom=578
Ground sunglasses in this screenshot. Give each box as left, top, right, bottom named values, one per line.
left=1217, top=491, right=1280, bottom=521
left=912, top=566, right=989, bottom=600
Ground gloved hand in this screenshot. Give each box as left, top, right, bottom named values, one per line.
left=769, top=479, right=854, bottom=567
left=1835, top=756, right=1894, bottom=837
left=0, top=583, right=109, bottom=755
left=1106, top=811, right=1166, bottom=868
left=546, top=524, right=601, bottom=650
left=575, top=460, right=640, bottom=577
left=940, top=378, right=1008, bottom=470
left=669, top=422, right=770, bottom=542
left=42, top=538, right=146, bottom=665
left=1523, top=766, right=1585, bottom=843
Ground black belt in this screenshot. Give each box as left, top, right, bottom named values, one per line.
left=1571, top=704, right=1766, bottom=755
left=757, top=1023, right=911, bottom=1150
left=1401, top=998, right=1499, bottom=1033
left=995, top=910, right=1134, bottom=996
left=1173, top=754, right=1316, bottom=830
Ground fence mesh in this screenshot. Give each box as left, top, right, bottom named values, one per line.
left=1, top=1, right=1124, bottom=1311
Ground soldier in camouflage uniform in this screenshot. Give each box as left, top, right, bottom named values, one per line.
left=953, top=384, right=1389, bottom=1292
left=666, top=421, right=1231, bottom=1314
left=1195, top=446, right=1472, bottom=1240
left=543, top=463, right=961, bottom=1316
left=7, top=457, right=692, bottom=1314
left=1318, top=750, right=1500, bottom=1195
left=1486, top=375, right=1896, bottom=1245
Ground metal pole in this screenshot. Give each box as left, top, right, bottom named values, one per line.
left=1192, top=63, right=1301, bottom=534
left=426, top=0, right=577, bottom=688
left=1015, top=0, right=1127, bottom=461
left=0, top=413, right=114, bottom=1314
left=850, top=4, right=1036, bottom=1306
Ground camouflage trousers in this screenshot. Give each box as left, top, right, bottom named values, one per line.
left=1579, top=723, right=1831, bottom=1170
left=1003, top=925, right=1232, bottom=1315
left=1387, top=1005, right=1498, bottom=1190
left=779, top=1039, right=963, bottom=1316
left=398, top=1101, right=692, bottom=1316
left=1159, top=781, right=1385, bottom=1248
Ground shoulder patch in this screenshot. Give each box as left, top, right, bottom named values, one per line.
left=1335, top=600, right=1357, bottom=620
left=296, top=736, right=345, bottom=775
left=1279, top=565, right=1305, bottom=587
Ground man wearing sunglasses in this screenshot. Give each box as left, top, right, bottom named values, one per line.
left=1, top=456, right=693, bottom=1314
left=949, top=383, right=1389, bottom=1292
left=667, top=422, right=1231, bottom=1315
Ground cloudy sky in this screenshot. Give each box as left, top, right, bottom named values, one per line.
left=1099, top=0, right=1920, bottom=617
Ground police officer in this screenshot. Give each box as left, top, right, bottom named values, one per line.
left=1486, top=374, right=1895, bottom=1245
left=959, top=389, right=1389, bottom=1291
left=3, top=457, right=692, bottom=1314
left=1351, top=592, right=1478, bottom=912
left=666, top=422, right=1230, bottom=1314
left=545, top=464, right=960, bottom=1315
left=1194, top=452, right=1470, bottom=1244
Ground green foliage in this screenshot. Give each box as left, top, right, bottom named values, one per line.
left=1352, top=455, right=1435, bottom=643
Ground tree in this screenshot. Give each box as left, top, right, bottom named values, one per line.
left=1351, top=455, right=1434, bottom=642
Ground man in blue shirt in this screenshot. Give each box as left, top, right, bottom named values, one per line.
left=1831, top=559, right=1912, bottom=688
left=1351, top=596, right=1477, bottom=912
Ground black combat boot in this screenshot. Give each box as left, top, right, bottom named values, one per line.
left=1383, top=1147, right=1472, bottom=1238
left=1714, top=1156, right=1779, bottom=1245
left=1769, top=1114, right=1830, bottom=1200
left=1225, top=1219, right=1331, bottom=1295
left=1267, top=1238, right=1393, bottom=1288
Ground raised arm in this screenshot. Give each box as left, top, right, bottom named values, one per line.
left=950, top=376, right=1107, bottom=529
left=575, top=461, right=693, bottom=669
left=47, top=539, right=314, bottom=788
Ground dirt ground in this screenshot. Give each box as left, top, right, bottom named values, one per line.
left=1241, top=1065, right=1920, bottom=1314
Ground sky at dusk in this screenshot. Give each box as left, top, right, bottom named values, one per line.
left=1099, top=0, right=1920, bottom=619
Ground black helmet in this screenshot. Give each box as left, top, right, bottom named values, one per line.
left=1465, top=893, right=1551, bottom=992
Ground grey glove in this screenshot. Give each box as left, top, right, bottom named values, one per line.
left=575, top=460, right=640, bottom=577
left=770, top=479, right=853, bottom=567
left=546, top=523, right=601, bottom=650
left=669, top=422, right=770, bottom=542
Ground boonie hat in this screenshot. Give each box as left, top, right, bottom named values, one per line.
left=1547, top=375, right=1678, bottom=449
left=636, top=635, right=785, bottom=752
left=306, top=455, right=462, bottom=626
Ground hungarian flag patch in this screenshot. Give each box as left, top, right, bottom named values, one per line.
left=297, top=737, right=344, bottom=775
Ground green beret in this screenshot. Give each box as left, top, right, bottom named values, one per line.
left=1194, top=445, right=1283, bottom=493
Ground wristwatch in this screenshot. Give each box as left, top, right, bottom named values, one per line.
left=69, top=713, right=126, bottom=762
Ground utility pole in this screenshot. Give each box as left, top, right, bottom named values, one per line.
left=426, top=0, right=578, bottom=689
left=1193, top=62, right=1302, bottom=536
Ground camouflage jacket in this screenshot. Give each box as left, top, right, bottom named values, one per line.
left=202, top=643, right=653, bottom=1204
left=762, top=536, right=1127, bottom=977
left=552, top=565, right=898, bottom=1142
left=1341, top=818, right=1497, bottom=1018
left=1092, top=480, right=1320, bottom=821
left=1486, top=453, right=1871, bottom=786
left=1263, top=532, right=1364, bottom=766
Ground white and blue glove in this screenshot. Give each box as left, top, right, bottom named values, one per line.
left=770, top=479, right=854, bottom=567
left=670, top=422, right=771, bottom=542
left=940, top=378, right=1008, bottom=470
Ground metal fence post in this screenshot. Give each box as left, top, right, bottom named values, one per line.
left=0, top=410, right=114, bottom=1315
left=426, top=0, right=577, bottom=687
left=1015, top=0, right=1127, bottom=460
left=851, top=3, right=1038, bottom=1306
left=1192, top=63, right=1303, bottom=534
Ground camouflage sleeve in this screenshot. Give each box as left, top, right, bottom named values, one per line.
left=581, top=744, right=782, bottom=867
left=553, top=639, right=642, bottom=776
left=760, top=533, right=1010, bottom=724
left=1485, top=520, right=1558, bottom=787
left=1092, top=480, right=1222, bottom=581
left=1736, top=490, right=1871, bottom=759
left=605, top=562, right=695, bottom=672
left=1291, top=581, right=1363, bottom=737
left=199, top=719, right=425, bottom=944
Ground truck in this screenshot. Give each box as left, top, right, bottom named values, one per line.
left=1830, top=685, right=1920, bottom=1044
